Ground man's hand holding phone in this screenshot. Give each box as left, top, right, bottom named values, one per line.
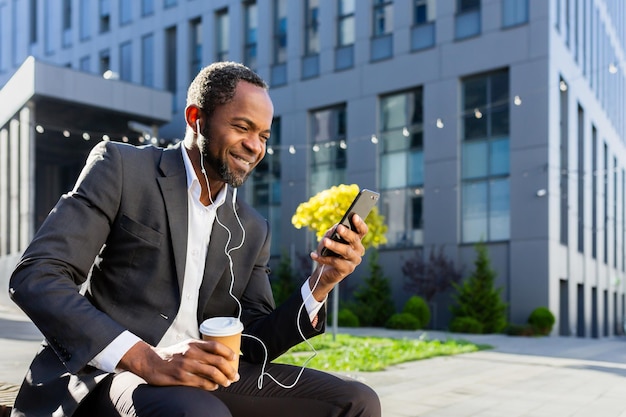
left=309, top=189, right=379, bottom=302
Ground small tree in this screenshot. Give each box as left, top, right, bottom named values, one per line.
left=402, top=246, right=463, bottom=302
left=350, top=250, right=395, bottom=327
left=450, top=242, right=507, bottom=333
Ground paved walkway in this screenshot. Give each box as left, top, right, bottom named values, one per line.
left=1, top=308, right=626, bottom=416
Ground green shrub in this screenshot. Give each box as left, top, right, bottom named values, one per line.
left=527, top=307, right=555, bottom=335
left=504, top=323, right=536, bottom=336
left=402, top=296, right=431, bottom=328
left=350, top=251, right=395, bottom=327
left=385, top=313, right=421, bottom=330
left=449, top=316, right=484, bottom=334
left=337, top=308, right=360, bottom=327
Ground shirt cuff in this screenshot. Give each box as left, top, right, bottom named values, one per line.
left=88, top=331, right=142, bottom=373
left=300, top=280, right=326, bottom=322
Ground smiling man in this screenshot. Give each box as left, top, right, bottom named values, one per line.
left=9, top=62, right=381, bottom=417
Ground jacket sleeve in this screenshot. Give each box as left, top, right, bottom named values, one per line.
left=239, top=220, right=325, bottom=363
left=9, top=141, right=129, bottom=374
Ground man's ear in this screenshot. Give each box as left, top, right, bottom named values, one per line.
left=185, top=106, right=201, bottom=133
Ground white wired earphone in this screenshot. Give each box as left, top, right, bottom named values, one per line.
left=196, top=119, right=323, bottom=389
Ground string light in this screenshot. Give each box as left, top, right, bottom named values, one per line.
left=609, top=63, right=618, bottom=74
left=514, top=95, right=522, bottom=106
left=474, top=108, right=483, bottom=119
left=288, top=145, right=296, bottom=154
left=82, top=132, right=90, bottom=140
left=370, top=134, right=379, bottom=144
left=266, top=146, right=274, bottom=155
left=35, top=125, right=44, bottom=133
left=402, top=127, right=410, bottom=137
left=559, top=80, right=568, bottom=91
left=436, top=118, right=444, bottom=128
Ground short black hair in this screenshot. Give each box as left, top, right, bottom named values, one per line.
left=186, top=62, right=268, bottom=117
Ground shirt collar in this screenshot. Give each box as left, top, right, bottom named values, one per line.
left=181, top=146, right=227, bottom=207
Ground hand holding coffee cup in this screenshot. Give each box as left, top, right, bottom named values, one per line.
left=199, top=317, right=244, bottom=373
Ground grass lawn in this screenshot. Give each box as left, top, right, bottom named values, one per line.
left=274, top=333, right=490, bottom=372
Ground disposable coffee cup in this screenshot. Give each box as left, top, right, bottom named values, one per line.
left=199, top=317, right=244, bottom=372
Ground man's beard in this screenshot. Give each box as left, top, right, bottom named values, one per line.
left=198, top=131, right=250, bottom=188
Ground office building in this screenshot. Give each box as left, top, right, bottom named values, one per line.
left=1, top=0, right=625, bottom=335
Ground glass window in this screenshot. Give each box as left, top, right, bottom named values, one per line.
left=458, top=0, right=480, bottom=12
left=29, top=0, right=38, bottom=44
left=309, top=105, right=347, bottom=195
left=141, top=34, right=154, bottom=87
left=373, top=0, right=393, bottom=37
left=119, top=41, right=132, bottom=81
left=502, top=0, right=528, bottom=27
left=62, top=0, right=72, bottom=47
left=165, top=26, right=178, bottom=112
left=244, top=2, right=258, bottom=69
left=338, top=0, right=355, bottom=46
left=455, top=0, right=481, bottom=39
left=190, top=18, right=202, bottom=80
left=120, top=0, right=132, bottom=25
left=79, top=0, right=90, bottom=41
left=216, top=8, right=229, bottom=62
left=414, top=0, right=436, bottom=24
left=99, top=49, right=110, bottom=76
left=99, top=0, right=110, bottom=33
left=304, top=0, right=319, bottom=55
left=142, top=0, right=154, bottom=16
left=273, top=0, right=287, bottom=64
left=461, top=69, right=510, bottom=242
left=164, top=0, right=177, bottom=8
left=379, top=88, right=424, bottom=247
left=79, top=56, right=90, bottom=72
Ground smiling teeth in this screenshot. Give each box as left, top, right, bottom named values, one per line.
left=235, top=156, right=251, bottom=165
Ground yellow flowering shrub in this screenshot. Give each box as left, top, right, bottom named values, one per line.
left=291, top=184, right=388, bottom=249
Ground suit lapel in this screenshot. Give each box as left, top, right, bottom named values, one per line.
left=157, top=144, right=188, bottom=294
left=197, top=189, right=240, bottom=317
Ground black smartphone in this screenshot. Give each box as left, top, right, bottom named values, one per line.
left=320, top=189, right=380, bottom=257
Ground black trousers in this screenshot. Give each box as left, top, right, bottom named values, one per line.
left=75, top=362, right=381, bottom=417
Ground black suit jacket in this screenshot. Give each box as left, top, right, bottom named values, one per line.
left=9, top=141, right=323, bottom=416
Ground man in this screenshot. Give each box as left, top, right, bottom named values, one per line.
left=9, top=62, right=381, bottom=417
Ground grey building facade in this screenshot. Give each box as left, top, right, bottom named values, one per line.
left=1, top=0, right=625, bottom=336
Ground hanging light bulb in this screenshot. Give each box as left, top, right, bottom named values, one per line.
left=35, top=125, right=44, bottom=133
left=82, top=132, right=90, bottom=140
left=402, top=127, right=410, bottom=137
left=436, top=118, right=444, bottom=128
left=102, top=134, right=110, bottom=141
left=609, top=62, right=618, bottom=74
left=339, top=140, right=347, bottom=149
left=474, top=108, right=483, bottom=119
left=288, top=145, right=296, bottom=154
left=266, top=146, right=274, bottom=155
left=370, top=134, right=379, bottom=144
left=312, top=144, right=320, bottom=152
left=559, top=80, right=568, bottom=91
left=514, top=95, right=522, bottom=106
left=63, top=130, right=71, bottom=137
